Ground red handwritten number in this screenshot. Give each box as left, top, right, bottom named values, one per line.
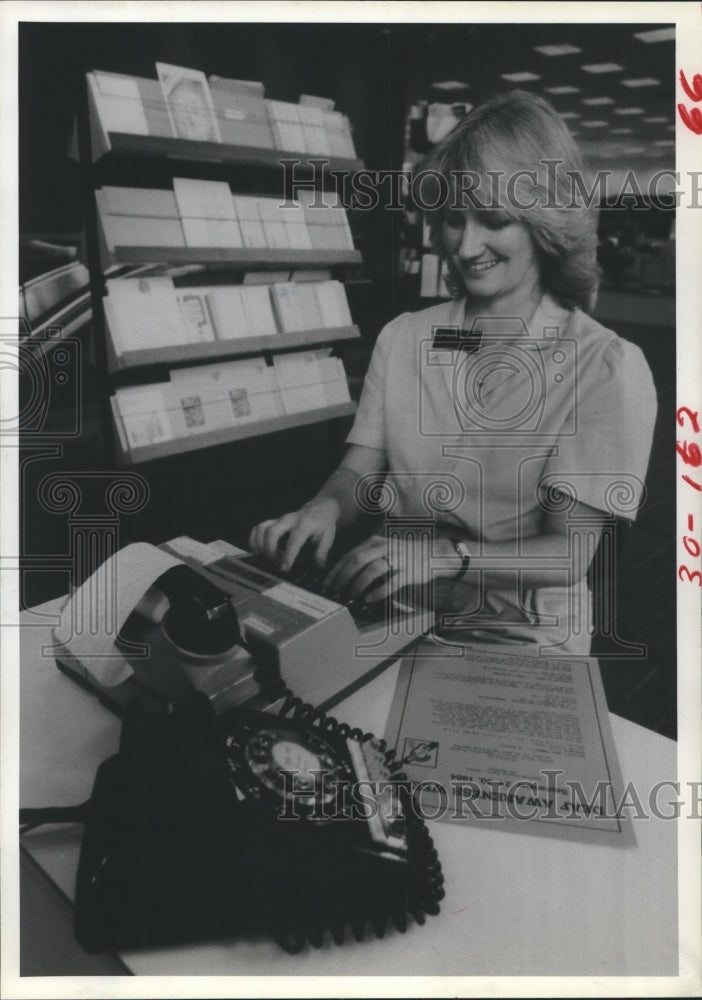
left=678, top=105, right=702, bottom=134
left=682, top=474, right=702, bottom=492
left=676, top=406, right=700, bottom=432
left=679, top=565, right=702, bottom=586
left=678, top=70, right=702, bottom=134
left=684, top=536, right=701, bottom=559
left=680, top=70, right=702, bottom=101
left=676, top=440, right=702, bottom=466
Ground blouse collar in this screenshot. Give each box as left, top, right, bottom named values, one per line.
left=449, top=292, right=572, bottom=347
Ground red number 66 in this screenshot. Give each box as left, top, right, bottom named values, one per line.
left=678, top=69, right=702, bottom=134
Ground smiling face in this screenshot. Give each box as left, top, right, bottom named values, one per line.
left=441, top=208, right=544, bottom=316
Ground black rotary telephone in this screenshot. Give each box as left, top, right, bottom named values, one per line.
left=68, top=695, right=444, bottom=954
left=22, top=574, right=445, bottom=954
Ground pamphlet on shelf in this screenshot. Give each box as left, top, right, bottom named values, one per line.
left=156, top=62, right=221, bottom=143
left=295, top=283, right=324, bottom=330
left=241, top=285, right=278, bottom=337
left=316, top=353, right=352, bottom=405
left=205, top=286, right=251, bottom=340
left=296, top=189, right=355, bottom=250
left=96, top=189, right=185, bottom=250
left=299, top=93, right=336, bottom=112
left=114, top=383, right=174, bottom=449
left=105, top=276, right=189, bottom=353
left=88, top=71, right=149, bottom=141
left=298, top=104, right=331, bottom=156
left=273, top=350, right=330, bottom=413
left=98, top=186, right=180, bottom=219
left=266, top=99, right=307, bottom=153
left=208, top=75, right=275, bottom=149
left=166, top=380, right=234, bottom=437
left=315, top=280, right=352, bottom=327
left=324, top=191, right=355, bottom=248
left=283, top=201, right=314, bottom=249
left=232, top=196, right=267, bottom=248
left=262, top=220, right=291, bottom=250
left=173, top=177, right=243, bottom=248
left=171, top=358, right=283, bottom=428
left=270, top=282, right=305, bottom=332
left=136, top=77, right=174, bottom=138
left=176, top=289, right=218, bottom=344
left=322, top=109, right=357, bottom=158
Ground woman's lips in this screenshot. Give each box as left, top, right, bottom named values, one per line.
left=462, top=257, right=501, bottom=273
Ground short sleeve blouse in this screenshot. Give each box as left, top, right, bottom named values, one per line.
left=346, top=293, right=658, bottom=534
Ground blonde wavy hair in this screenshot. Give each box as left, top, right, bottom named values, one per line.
left=419, top=90, right=601, bottom=313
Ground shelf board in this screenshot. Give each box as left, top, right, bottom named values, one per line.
left=110, top=246, right=362, bottom=268
left=108, top=325, right=361, bottom=374
left=103, top=132, right=364, bottom=173
left=117, top=401, right=357, bottom=465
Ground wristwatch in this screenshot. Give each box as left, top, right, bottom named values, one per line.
left=451, top=539, right=471, bottom=581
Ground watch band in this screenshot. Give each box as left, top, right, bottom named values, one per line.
left=451, top=539, right=471, bottom=581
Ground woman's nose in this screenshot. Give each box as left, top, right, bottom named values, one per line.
left=457, top=219, right=486, bottom=258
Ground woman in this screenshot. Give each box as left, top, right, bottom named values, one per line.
left=249, top=91, right=657, bottom=654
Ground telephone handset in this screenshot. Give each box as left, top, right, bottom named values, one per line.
left=72, top=691, right=445, bottom=954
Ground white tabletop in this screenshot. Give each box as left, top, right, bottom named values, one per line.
left=19, top=599, right=678, bottom=978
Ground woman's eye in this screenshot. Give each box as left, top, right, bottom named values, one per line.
left=442, top=212, right=465, bottom=230
left=481, top=212, right=511, bottom=230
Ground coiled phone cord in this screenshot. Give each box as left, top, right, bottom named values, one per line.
left=266, top=680, right=446, bottom=952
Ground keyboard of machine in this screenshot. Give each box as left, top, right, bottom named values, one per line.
left=240, top=553, right=388, bottom=626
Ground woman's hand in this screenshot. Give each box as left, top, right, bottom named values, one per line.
left=323, top=534, right=433, bottom=604
left=248, top=498, right=340, bottom=572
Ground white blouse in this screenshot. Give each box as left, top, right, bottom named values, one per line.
left=346, top=293, right=658, bottom=654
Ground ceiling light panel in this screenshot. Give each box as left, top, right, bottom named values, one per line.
left=581, top=97, right=615, bottom=106
left=501, top=72, right=541, bottom=82
left=581, top=63, right=624, bottom=74
left=533, top=44, right=582, bottom=56
left=431, top=80, right=470, bottom=91
left=613, top=107, right=645, bottom=115
left=544, top=85, right=581, bottom=94
left=633, top=27, right=675, bottom=43
left=621, top=77, right=660, bottom=88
